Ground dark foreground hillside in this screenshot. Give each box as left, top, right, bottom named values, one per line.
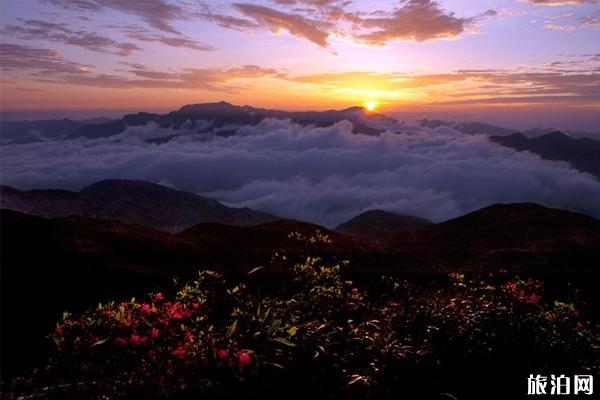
left=2, top=203, right=600, bottom=399
left=4, top=247, right=599, bottom=400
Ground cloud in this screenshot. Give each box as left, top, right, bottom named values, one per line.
left=0, top=43, right=92, bottom=75
left=117, top=25, right=215, bottom=51
left=37, top=63, right=286, bottom=91
left=2, top=117, right=600, bottom=227
left=521, top=0, right=599, bottom=5
left=1, top=19, right=141, bottom=56
left=207, top=0, right=491, bottom=48
left=349, top=0, right=478, bottom=44
left=41, top=0, right=189, bottom=35
left=233, top=3, right=331, bottom=47
left=294, top=65, right=600, bottom=104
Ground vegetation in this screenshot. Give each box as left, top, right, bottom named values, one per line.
left=6, top=232, right=599, bottom=400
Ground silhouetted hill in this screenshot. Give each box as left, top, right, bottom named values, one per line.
left=389, top=203, right=600, bottom=273
left=0, top=179, right=279, bottom=232
left=491, top=131, right=600, bottom=179
left=0, top=117, right=111, bottom=144
left=417, top=119, right=516, bottom=135
left=63, top=102, right=394, bottom=139
left=335, top=209, right=432, bottom=245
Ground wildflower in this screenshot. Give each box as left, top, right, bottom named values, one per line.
left=140, top=303, right=152, bottom=314
left=54, top=325, right=63, bottom=335
left=527, top=293, right=541, bottom=304
left=191, top=302, right=200, bottom=310
left=351, top=288, right=359, bottom=294
left=576, top=321, right=584, bottom=330
left=130, top=334, right=148, bottom=345
left=217, top=349, right=229, bottom=360
left=151, top=327, right=160, bottom=339
left=114, top=337, right=128, bottom=346
left=154, top=292, right=164, bottom=302
left=172, top=312, right=183, bottom=320
left=172, top=346, right=186, bottom=359
left=238, top=350, right=251, bottom=370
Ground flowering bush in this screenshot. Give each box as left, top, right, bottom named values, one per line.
left=6, top=250, right=600, bottom=399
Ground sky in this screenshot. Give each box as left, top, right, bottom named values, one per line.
left=0, top=0, right=599, bottom=129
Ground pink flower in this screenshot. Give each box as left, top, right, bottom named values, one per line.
left=576, top=321, right=584, bottom=330
left=171, top=346, right=186, bottom=359
left=54, top=325, right=63, bottom=335
left=526, top=293, right=541, bottom=304
left=217, top=349, right=229, bottom=360
left=192, top=302, right=200, bottom=310
left=172, top=312, right=183, bottom=320
left=154, top=292, right=164, bottom=302
left=130, top=334, right=148, bottom=345
left=151, top=327, right=160, bottom=339
left=351, top=288, right=359, bottom=294
left=185, top=331, right=194, bottom=342
left=140, top=303, right=152, bottom=314
left=238, top=350, right=251, bottom=370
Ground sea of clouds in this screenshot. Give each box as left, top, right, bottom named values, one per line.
left=2, top=118, right=600, bottom=227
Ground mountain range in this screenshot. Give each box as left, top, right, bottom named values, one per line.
left=0, top=179, right=278, bottom=232
left=490, top=131, right=600, bottom=179
left=3, top=179, right=600, bottom=376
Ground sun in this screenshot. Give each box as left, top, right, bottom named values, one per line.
left=363, top=101, right=378, bottom=112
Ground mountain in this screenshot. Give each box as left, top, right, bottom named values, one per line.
left=0, top=117, right=112, bottom=144
left=0, top=210, right=406, bottom=375
left=3, top=202, right=599, bottom=375
left=417, top=119, right=516, bottom=135
left=0, top=179, right=279, bottom=232
left=335, top=209, right=432, bottom=245
left=388, top=203, right=600, bottom=274
left=490, top=131, right=600, bottom=179
left=62, top=102, right=395, bottom=140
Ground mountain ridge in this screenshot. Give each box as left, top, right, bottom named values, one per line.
left=0, top=179, right=279, bottom=232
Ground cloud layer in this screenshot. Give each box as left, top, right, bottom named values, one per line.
left=2, top=117, right=600, bottom=227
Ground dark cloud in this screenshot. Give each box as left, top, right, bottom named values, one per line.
left=1, top=19, right=141, bottom=56
left=0, top=43, right=92, bottom=75
left=233, top=3, right=332, bottom=47
left=2, top=119, right=600, bottom=227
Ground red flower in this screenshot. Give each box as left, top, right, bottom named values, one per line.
left=238, top=350, right=251, bottom=370
left=154, top=292, right=164, bottom=302
left=151, top=327, right=160, bottom=339
left=217, top=349, right=229, bottom=360
left=172, top=312, right=183, bottom=320
left=351, top=288, right=359, bottom=294
left=576, top=321, right=584, bottom=330
left=171, top=346, right=186, bottom=359
left=526, top=293, right=541, bottom=304
left=130, top=334, right=148, bottom=345
left=192, top=302, right=200, bottom=310
left=54, top=325, right=63, bottom=335
left=140, top=303, right=152, bottom=314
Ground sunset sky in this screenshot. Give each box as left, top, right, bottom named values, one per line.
left=0, top=0, right=599, bottom=128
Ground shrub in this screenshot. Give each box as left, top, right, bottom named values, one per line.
left=7, top=254, right=600, bottom=399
